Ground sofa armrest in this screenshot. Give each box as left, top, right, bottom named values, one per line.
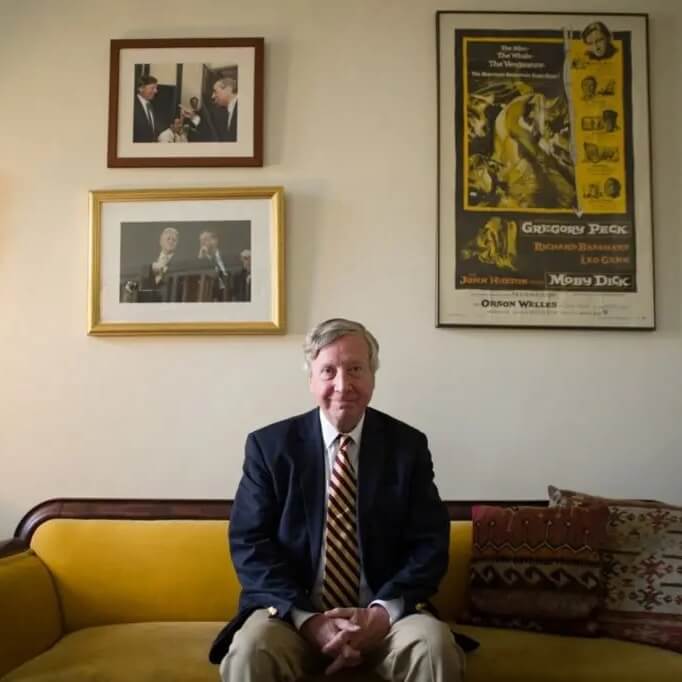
left=0, top=542, right=62, bottom=678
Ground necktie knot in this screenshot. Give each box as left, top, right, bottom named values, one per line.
left=338, top=434, right=352, bottom=452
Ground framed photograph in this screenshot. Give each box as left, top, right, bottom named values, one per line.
left=437, top=12, right=654, bottom=329
left=88, top=187, right=284, bottom=335
left=107, top=38, right=264, bottom=167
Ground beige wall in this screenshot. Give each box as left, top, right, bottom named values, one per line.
left=1, top=0, right=680, bottom=537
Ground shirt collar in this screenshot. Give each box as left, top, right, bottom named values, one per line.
left=319, top=409, right=365, bottom=450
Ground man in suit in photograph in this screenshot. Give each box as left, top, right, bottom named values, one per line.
left=211, top=77, right=238, bottom=142
left=210, top=318, right=469, bottom=681
left=196, top=230, right=231, bottom=301
left=230, top=249, right=251, bottom=302
left=133, top=74, right=159, bottom=142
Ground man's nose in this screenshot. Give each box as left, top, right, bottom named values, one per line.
left=333, top=370, right=350, bottom=392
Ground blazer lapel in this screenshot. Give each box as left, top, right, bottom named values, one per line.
left=296, top=409, right=326, bottom=573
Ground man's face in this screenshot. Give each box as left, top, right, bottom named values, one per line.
left=603, top=114, right=617, bottom=132
left=139, top=82, right=158, bottom=101
left=212, top=82, right=232, bottom=108
left=241, top=253, right=251, bottom=271
left=160, top=230, right=177, bottom=252
left=200, top=232, right=218, bottom=253
left=586, top=29, right=608, bottom=58
left=309, top=334, right=375, bottom=433
left=604, top=179, right=620, bottom=198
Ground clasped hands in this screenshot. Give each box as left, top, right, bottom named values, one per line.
left=300, top=606, right=390, bottom=675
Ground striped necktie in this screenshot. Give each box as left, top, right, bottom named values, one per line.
left=321, top=435, right=361, bottom=609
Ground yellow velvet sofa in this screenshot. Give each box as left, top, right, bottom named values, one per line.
left=1, top=498, right=680, bottom=682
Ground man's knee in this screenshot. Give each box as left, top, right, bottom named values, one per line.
left=386, top=615, right=465, bottom=682
left=219, top=610, right=310, bottom=682
left=407, top=618, right=461, bottom=656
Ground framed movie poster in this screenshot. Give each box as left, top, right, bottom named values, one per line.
left=88, top=187, right=284, bottom=335
left=107, top=38, right=264, bottom=167
left=437, top=12, right=654, bottom=329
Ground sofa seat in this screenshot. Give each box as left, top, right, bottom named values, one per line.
left=2, top=622, right=219, bottom=682
left=4, top=619, right=680, bottom=682
left=458, top=624, right=682, bottom=682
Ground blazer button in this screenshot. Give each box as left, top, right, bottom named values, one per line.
left=267, top=606, right=278, bottom=618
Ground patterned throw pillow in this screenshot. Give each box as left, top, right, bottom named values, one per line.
left=466, top=504, right=609, bottom=635
left=548, top=485, right=682, bottom=653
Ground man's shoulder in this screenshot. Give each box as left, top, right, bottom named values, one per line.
left=249, top=409, right=317, bottom=441
left=366, top=407, right=426, bottom=441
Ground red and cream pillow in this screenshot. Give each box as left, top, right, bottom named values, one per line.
left=548, top=485, right=682, bottom=653
left=465, top=504, right=609, bottom=635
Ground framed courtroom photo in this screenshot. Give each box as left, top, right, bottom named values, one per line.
left=437, top=12, right=655, bottom=329
left=88, top=187, right=285, bottom=335
left=107, top=38, right=264, bottom=167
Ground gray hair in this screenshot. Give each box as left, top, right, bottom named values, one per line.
left=303, top=318, right=379, bottom=374
left=160, top=227, right=179, bottom=240
left=216, top=77, right=238, bottom=94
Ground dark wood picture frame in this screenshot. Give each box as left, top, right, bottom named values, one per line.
left=107, top=38, right=264, bottom=167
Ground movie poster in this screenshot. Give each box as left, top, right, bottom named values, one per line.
left=437, top=13, right=654, bottom=328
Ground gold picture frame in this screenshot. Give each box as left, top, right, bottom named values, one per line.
left=88, top=187, right=285, bottom=335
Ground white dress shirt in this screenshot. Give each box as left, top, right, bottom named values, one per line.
left=290, top=410, right=404, bottom=629
left=226, top=96, right=238, bottom=130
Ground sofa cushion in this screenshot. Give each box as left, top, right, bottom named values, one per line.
left=1, top=622, right=219, bottom=682
left=30, top=519, right=239, bottom=631
left=548, top=486, right=682, bottom=653
left=465, top=504, right=609, bottom=635
left=457, top=623, right=682, bottom=682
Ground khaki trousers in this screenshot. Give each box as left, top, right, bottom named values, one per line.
left=219, top=609, right=465, bottom=682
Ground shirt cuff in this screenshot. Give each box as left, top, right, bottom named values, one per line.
left=290, top=607, right=319, bottom=630
left=369, top=597, right=404, bottom=625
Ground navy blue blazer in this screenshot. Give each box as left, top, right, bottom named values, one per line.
left=209, top=407, right=452, bottom=664
left=133, top=97, right=158, bottom=142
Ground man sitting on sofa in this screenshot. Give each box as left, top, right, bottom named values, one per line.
left=209, top=317, right=466, bottom=681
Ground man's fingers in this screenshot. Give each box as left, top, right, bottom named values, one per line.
left=324, top=646, right=363, bottom=676
left=331, top=618, right=360, bottom=632
left=324, top=607, right=356, bottom=619
left=343, top=644, right=363, bottom=666
left=321, top=630, right=349, bottom=655
left=324, top=654, right=346, bottom=676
